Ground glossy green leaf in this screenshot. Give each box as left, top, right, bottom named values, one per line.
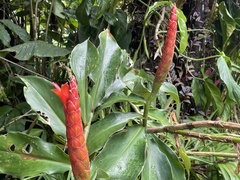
left=96, top=0, right=112, bottom=19
left=53, top=0, right=65, bottom=19
left=160, top=82, right=180, bottom=103
left=87, top=112, right=142, bottom=155
left=90, top=30, right=125, bottom=107
left=221, top=95, right=235, bottom=121
left=0, top=132, right=70, bottom=178
left=217, top=56, right=240, bottom=104
left=192, top=78, right=207, bottom=107
left=148, top=108, right=169, bottom=125
left=142, top=135, right=172, bottom=180
left=0, top=23, right=10, bottom=47
left=75, top=0, right=92, bottom=25
left=133, top=80, right=151, bottom=99
left=1, top=41, right=70, bottom=60
left=219, top=2, right=236, bottom=50
left=20, top=76, right=66, bottom=137
left=204, top=79, right=224, bottom=115
left=97, top=92, right=145, bottom=112
left=177, top=8, right=188, bottom=54
left=151, top=135, right=185, bottom=179
left=70, top=39, right=98, bottom=124
left=91, top=126, right=146, bottom=179
left=0, top=19, right=28, bottom=43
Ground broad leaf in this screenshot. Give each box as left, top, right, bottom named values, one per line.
left=142, top=135, right=172, bottom=180
left=1, top=41, right=70, bottom=60
left=177, top=8, right=188, bottom=54
left=91, top=126, right=146, bottom=179
left=96, top=0, right=113, bottom=19
left=87, top=112, right=142, bottom=155
left=75, top=0, right=92, bottom=25
left=160, top=82, right=180, bottom=103
left=219, top=2, right=236, bottom=50
left=53, top=0, right=65, bottom=19
left=151, top=135, right=185, bottom=179
left=20, top=76, right=66, bottom=137
left=192, top=78, right=207, bottom=107
left=0, top=23, right=10, bottom=47
left=90, top=30, right=126, bottom=107
left=96, top=92, right=145, bottom=112
left=148, top=108, right=169, bottom=125
left=70, top=39, right=98, bottom=124
left=204, top=79, right=224, bottom=115
left=0, top=19, right=28, bottom=43
left=0, top=132, right=70, bottom=178
left=217, top=56, right=240, bottom=104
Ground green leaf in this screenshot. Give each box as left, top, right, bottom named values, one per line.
left=90, top=30, right=125, bottom=107
left=204, top=79, right=224, bottom=115
left=0, top=19, right=28, bottom=43
left=91, top=126, right=146, bottom=179
left=75, top=0, right=92, bottom=25
left=219, top=2, right=236, bottom=50
left=53, top=0, right=65, bottom=19
left=1, top=41, right=70, bottom=60
left=0, top=132, right=70, bottom=178
left=97, top=92, right=145, bottom=112
left=20, top=76, right=66, bottom=137
left=160, top=82, right=180, bottom=103
left=148, top=108, right=169, bottom=125
left=144, top=1, right=169, bottom=23
left=192, top=78, right=207, bottom=107
left=221, top=95, right=235, bottom=121
left=177, top=8, right=188, bottom=54
left=151, top=135, right=185, bottom=180
left=218, top=162, right=240, bottom=180
left=142, top=135, right=172, bottom=180
left=87, top=112, right=142, bottom=155
left=217, top=56, right=240, bottom=104
left=70, top=39, right=98, bottom=124
left=95, top=0, right=113, bottom=19
left=0, top=23, right=10, bottom=47
left=179, top=148, right=191, bottom=178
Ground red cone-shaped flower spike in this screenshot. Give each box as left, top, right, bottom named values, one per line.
left=151, top=3, right=177, bottom=97
left=52, top=76, right=90, bottom=180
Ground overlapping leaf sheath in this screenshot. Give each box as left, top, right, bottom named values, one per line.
left=52, top=76, right=90, bottom=180
left=151, top=3, right=177, bottom=97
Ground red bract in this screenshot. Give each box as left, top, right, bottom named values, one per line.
left=52, top=76, right=90, bottom=180
left=151, top=3, right=177, bottom=96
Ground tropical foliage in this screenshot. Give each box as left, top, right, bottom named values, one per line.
left=0, top=0, right=240, bottom=179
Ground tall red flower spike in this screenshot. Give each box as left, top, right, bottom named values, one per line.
left=151, top=3, right=177, bottom=97
left=52, top=76, right=90, bottom=180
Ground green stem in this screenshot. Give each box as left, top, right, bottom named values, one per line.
left=143, top=101, right=150, bottom=127
left=45, top=0, right=54, bottom=42
left=179, top=52, right=221, bottom=61
left=186, top=151, right=237, bottom=158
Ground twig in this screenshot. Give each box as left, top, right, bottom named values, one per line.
left=0, top=57, right=50, bottom=80
left=161, top=130, right=240, bottom=144
left=147, top=120, right=240, bottom=133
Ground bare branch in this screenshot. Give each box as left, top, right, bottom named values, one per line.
left=147, top=120, right=240, bottom=133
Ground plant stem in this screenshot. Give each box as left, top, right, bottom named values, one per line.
left=147, top=120, right=240, bottom=133
left=143, top=101, right=150, bottom=127
left=45, top=0, right=54, bottom=42
left=186, top=151, right=237, bottom=158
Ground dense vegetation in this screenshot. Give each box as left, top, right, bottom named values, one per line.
left=0, top=0, right=240, bottom=179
